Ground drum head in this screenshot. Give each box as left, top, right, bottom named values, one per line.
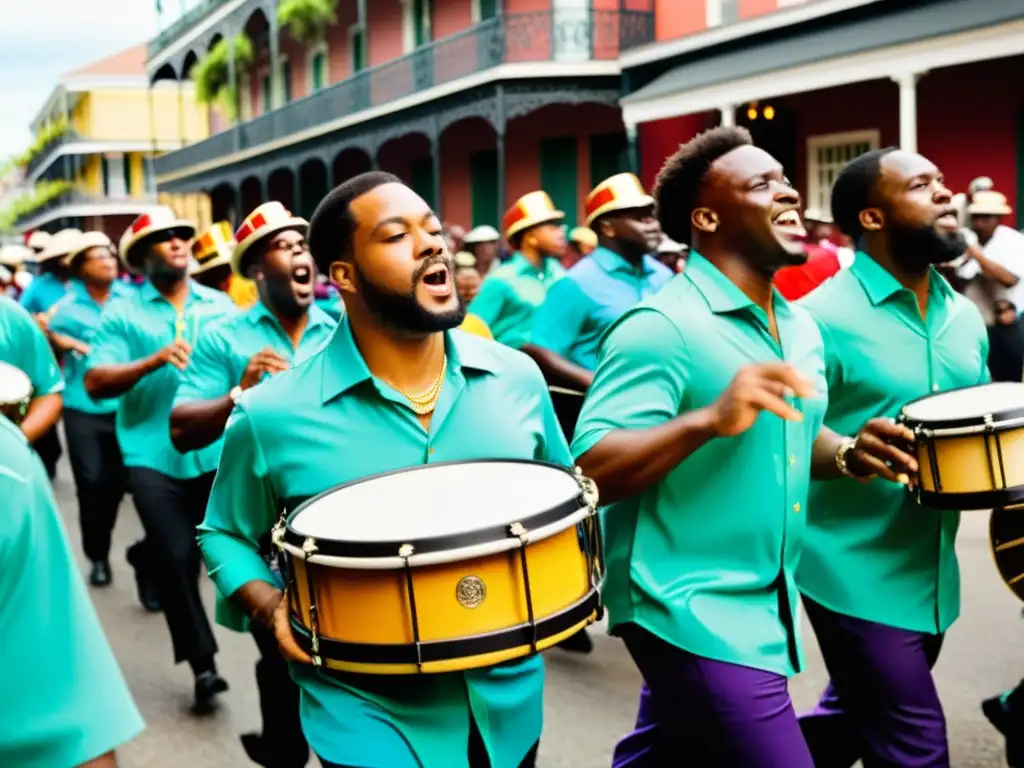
left=287, top=460, right=583, bottom=558
left=902, top=382, right=1024, bottom=426
left=0, top=361, right=31, bottom=403
left=990, top=507, right=1024, bottom=604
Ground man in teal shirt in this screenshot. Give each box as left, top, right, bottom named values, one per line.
left=0, top=413, right=144, bottom=768
left=85, top=206, right=237, bottom=712
left=199, top=172, right=570, bottom=768
left=171, top=201, right=335, bottom=768
left=49, top=232, right=137, bottom=589
left=796, top=149, right=989, bottom=768
left=572, top=128, right=915, bottom=767
left=468, top=190, right=566, bottom=348
left=0, top=296, right=63, bottom=446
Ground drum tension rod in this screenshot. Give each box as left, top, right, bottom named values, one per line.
left=509, top=523, right=538, bottom=653
left=301, top=537, right=323, bottom=668
left=984, top=415, right=1008, bottom=490
left=399, top=544, right=423, bottom=671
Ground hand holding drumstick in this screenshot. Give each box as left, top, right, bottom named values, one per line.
left=845, top=418, right=918, bottom=485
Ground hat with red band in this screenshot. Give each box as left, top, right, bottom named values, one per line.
left=502, top=191, right=564, bottom=242
left=232, top=202, right=308, bottom=276
left=190, top=221, right=236, bottom=276
left=584, top=173, right=655, bottom=227
left=119, top=207, right=196, bottom=272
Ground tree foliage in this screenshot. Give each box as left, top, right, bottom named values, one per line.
left=278, top=0, right=338, bottom=45
left=192, top=34, right=254, bottom=120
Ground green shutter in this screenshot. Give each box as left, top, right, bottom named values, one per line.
left=122, top=154, right=133, bottom=197
left=411, top=156, right=435, bottom=210
left=539, top=136, right=578, bottom=227
left=352, top=28, right=366, bottom=72
left=282, top=61, right=292, bottom=102
left=312, top=52, right=325, bottom=91
left=413, top=0, right=430, bottom=47
left=470, top=149, right=499, bottom=229
left=262, top=75, right=272, bottom=112
left=479, top=0, right=497, bottom=20
left=589, top=132, right=630, bottom=188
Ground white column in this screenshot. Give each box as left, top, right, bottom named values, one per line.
left=719, top=104, right=735, bottom=128
left=893, top=72, right=921, bottom=154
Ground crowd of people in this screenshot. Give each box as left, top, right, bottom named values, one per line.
left=2, top=126, right=1024, bottom=768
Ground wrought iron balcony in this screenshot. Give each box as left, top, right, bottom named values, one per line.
left=156, top=9, right=655, bottom=178
left=149, top=0, right=231, bottom=60
left=14, top=189, right=159, bottom=229
left=25, top=130, right=79, bottom=180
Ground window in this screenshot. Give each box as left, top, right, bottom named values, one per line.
left=309, top=45, right=328, bottom=93
left=142, top=155, right=156, bottom=195
left=122, top=153, right=134, bottom=197
left=280, top=57, right=293, bottom=103
left=471, top=0, right=498, bottom=22
left=806, top=130, right=881, bottom=216
left=402, top=0, right=432, bottom=52
left=102, top=153, right=127, bottom=199
left=261, top=71, right=272, bottom=113
left=350, top=25, right=366, bottom=72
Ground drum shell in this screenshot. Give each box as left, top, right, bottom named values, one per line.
left=288, top=521, right=596, bottom=675
left=915, top=427, right=1024, bottom=510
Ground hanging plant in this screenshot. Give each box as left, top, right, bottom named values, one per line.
left=17, top=116, right=70, bottom=168
left=192, top=34, right=254, bottom=120
left=277, top=0, right=338, bottom=45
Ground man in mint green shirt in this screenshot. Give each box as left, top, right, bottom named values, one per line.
left=85, top=207, right=237, bottom=712
left=0, top=412, right=144, bottom=768
left=199, top=172, right=571, bottom=768
left=0, top=296, right=64, bottom=445
left=572, top=128, right=915, bottom=768
left=171, top=202, right=334, bottom=768
left=796, top=149, right=989, bottom=768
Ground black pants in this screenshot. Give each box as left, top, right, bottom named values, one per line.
left=33, top=422, right=62, bottom=480
left=128, top=466, right=218, bottom=666
left=252, top=622, right=309, bottom=767
left=63, top=409, right=126, bottom=563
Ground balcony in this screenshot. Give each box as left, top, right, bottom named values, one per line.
left=149, top=0, right=231, bottom=60
left=24, top=130, right=78, bottom=180
left=14, top=189, right=160, bottom=231
left=155, top=9, right=654, bottom=179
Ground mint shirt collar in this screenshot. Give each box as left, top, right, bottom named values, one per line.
left=686, top=250, right=794, bottom=328
left=589, top=246, right=658, bottom=277
left=849, top=251, right=954, bottom=307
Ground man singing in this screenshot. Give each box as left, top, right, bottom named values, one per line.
left=572, top=127, right=915, bottom=766
left=796, top=148, right=989, bottom=767
left=199, top=172, right=570, bottom=768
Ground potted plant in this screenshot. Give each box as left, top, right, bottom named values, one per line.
left=192, top=34, right=254, bottom=121
left=277, top=0, right=338, bottom=45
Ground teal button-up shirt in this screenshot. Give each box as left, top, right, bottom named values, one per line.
left=531, top=247, right=673, bottom=370
left=87, top=280, right=237, bottom=479
left=0, top=416, right=144, bottom=766
left=0, top=296, right=64, bottom=397
left=198, top=318, right=571, bottom=768
left=469, top=253, right=564, bottom=348
left=49, top=280, right=136, bottom=415
left=18, top=272, right=67, bottom=314
left=173, top=302, right=336, bottom=460
left=571, top=252, right=828, bottom=677
left=798, top=254, right=989, bottom=633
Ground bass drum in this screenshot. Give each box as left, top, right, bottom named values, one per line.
left=990, top=507, right=1024, bottom=603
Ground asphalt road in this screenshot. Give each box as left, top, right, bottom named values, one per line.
left=51, top=457, right=1021, bottom=767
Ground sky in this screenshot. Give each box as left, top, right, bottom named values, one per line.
left=0, top=1, right=159, bottom=159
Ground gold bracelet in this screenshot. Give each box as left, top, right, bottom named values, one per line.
left=836, top=437, right=876, bottom=483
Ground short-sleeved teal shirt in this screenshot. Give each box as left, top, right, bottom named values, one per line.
left=797, top=255, right=989, bottom=633
left=86, top=280, right=237, bottom=479
left=18, top=272, right=67, bottom=314
left=468, top=253, right=564, bottom=348
left=49, top=280, right=136, bottom=415
left=198, top=319, right=571, bottom=768
left=0, top=296, right=64, bottom=398
left=0, top=415, right=144, bottom=766
left=571, top=252, right=828, bottom=677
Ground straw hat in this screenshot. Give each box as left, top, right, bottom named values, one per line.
left=36, top=228, right=83, bottom=264
left=65, top=231, right=114, bottom=269
left=120, top=207, right=196, bottom=272
left=584, top=173, right=655, bottom=227
left=968, top=190, right=1013, bottom=217
left=568, top=226, right=598, bottom=249
left=190, top=221, right=236, bottom=276
left=463, top=225, right=500, bottom=245
left=0, top=244, right=33, bottom=267
left=502, top=191, right=564, bottom=241
left=232, top=202, right=308, bottom=276
left=26, top=230, right=52, bottom=253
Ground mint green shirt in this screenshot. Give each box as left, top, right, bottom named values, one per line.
left=198, top=318, right=570, bottom=768
left=0, top=296, right=64, bottom=397
left=87, top=280, right=237, bottom=479
left=0, top=415, right=144, bottom=766
left=798, top=255, right=989, bottom=633
left=49, top=280, right=136, bottom=415
left=571, top=252, right=828, bottom=677
left=468, top=253, right=564, bottom=348
left=172, top=302, right=336, bottom=460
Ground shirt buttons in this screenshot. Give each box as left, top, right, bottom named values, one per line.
left=792, top=503, right=801, bottom=513
left=789, top=455, right=797, bottom=466
left=428, top=448, right=436, bottom=455
left=932, top=383, right=939, bottom=392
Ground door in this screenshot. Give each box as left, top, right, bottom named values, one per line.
left=540, top=136, right=578, bottom=227
left=589, top=132, right=630, bottom=188
left=470, top=149, right=499, bottom=229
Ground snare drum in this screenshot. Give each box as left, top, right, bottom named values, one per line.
left=0, top=361, right=32, bottom=425
left=273, top=459, right=603, bottom=675
left=900, top=382, right=1024, bottom=510
left=549, top=385, right=586, bottom=443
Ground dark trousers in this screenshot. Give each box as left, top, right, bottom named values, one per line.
left=33, top=422, right=62, bottom=480
left=798, top=597, right=948, bottom=768
left=128, top=466, right=218, bottom=666
left=252, top=622, right=310, bottom=767
left=63, top=409, right=126, bottom=563
left=615, top=623, right=814, bottom=768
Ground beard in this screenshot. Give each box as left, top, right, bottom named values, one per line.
left=355, top=258, right=466, bottom=334
left=889, top=223, right=964, bottom=271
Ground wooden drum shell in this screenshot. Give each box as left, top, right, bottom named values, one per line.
left=915, top=426, right=1024, bottom=510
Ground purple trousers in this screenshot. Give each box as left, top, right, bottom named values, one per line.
left=798, top=597, right=949, bottom=768
left=612, top=624, right=814, bottom=767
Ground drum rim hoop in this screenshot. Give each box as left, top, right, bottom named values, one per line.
left=0, top=361, right=32, bottom=402
left=282, top=458, right=586, bottom=558
left=900, top=382, right=1024, bottom=431
left=916, top=486, right=1024, bottom=511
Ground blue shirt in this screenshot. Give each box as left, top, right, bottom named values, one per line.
left=468, top=253, right=565, bottom=348
left=531, top=247, right=672, bottom=370
left=18, top=272, right=68, bottom=314
left=49, top=280, right=136, bottom=415
left=0, top=416, right=144, bottom=766
left=199, top=318, right=571, bottom=768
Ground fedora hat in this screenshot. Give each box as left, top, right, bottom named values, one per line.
left=0, top=244, right=33, bottom=267
left=463, top=225, right=501, bottom=245
left=191, top=221, right=236, bottom=276
left=232, top=202, right=308, bottom=277
left=502, top=191, right=564, bottom=242
left=584, top=173, right=655, bottom=227
left=65, top=231, right=114, bottom=269
left=968, top=190, right=1013, bottom=217
left=36, top=228, right=83, bottom=264
left=120, top=207, right=196, bottom=272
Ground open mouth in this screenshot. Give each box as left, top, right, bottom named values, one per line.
left=421, top=263, right=453, bottom=297
left=291, top=264, right=313, bottom=285
left=772, top=209, right=807, bottom=240
left=935, top=209, right=959, bottom=230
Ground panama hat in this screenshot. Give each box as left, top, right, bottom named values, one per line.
left=584, top=173, right=655, bottom=227
left=232, top=202, right=308, bottom=277
left=502, top=192, right=564, bottom=241
left=36, top=228, right=83, bottom=264
left=26, top=230, right=52, bottom=253
left=0, top=244, right=33, bottom=267
left=120, top=207, right=196, bottom=272
left=463, top=225, right=501, bottom=245
left=64, top=231, right=114, bottom=269
left=968, top=190, right=1013, bottom=217
left=190, top=221, right=236, bottom=276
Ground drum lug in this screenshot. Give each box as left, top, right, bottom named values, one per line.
left=574, top=466, right=600, bottom=513
left=509, top=522, right=528, bottom=543
left=270, top=518, right=286, bottom=551
left=398, top=545, right=423, bottom=672
left=399, top=543, right=415, bottom=558
left=301, top=537, right=318, bottom=558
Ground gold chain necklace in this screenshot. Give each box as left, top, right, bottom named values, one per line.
left=387, top=355, right=447, bottom=415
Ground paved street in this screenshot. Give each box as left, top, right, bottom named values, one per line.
left=52, top=456, right=1021, bottom=767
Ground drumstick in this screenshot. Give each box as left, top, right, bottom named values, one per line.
left=548, top=385, right=586, bottom=397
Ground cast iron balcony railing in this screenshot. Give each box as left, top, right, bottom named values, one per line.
left=149, top=0, right=232, bottom=59
left=25, top=130, right=79, bottom=180
left=155, top=9, right=655, bottom=178
left=14, top=189, right=160, bottom=228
